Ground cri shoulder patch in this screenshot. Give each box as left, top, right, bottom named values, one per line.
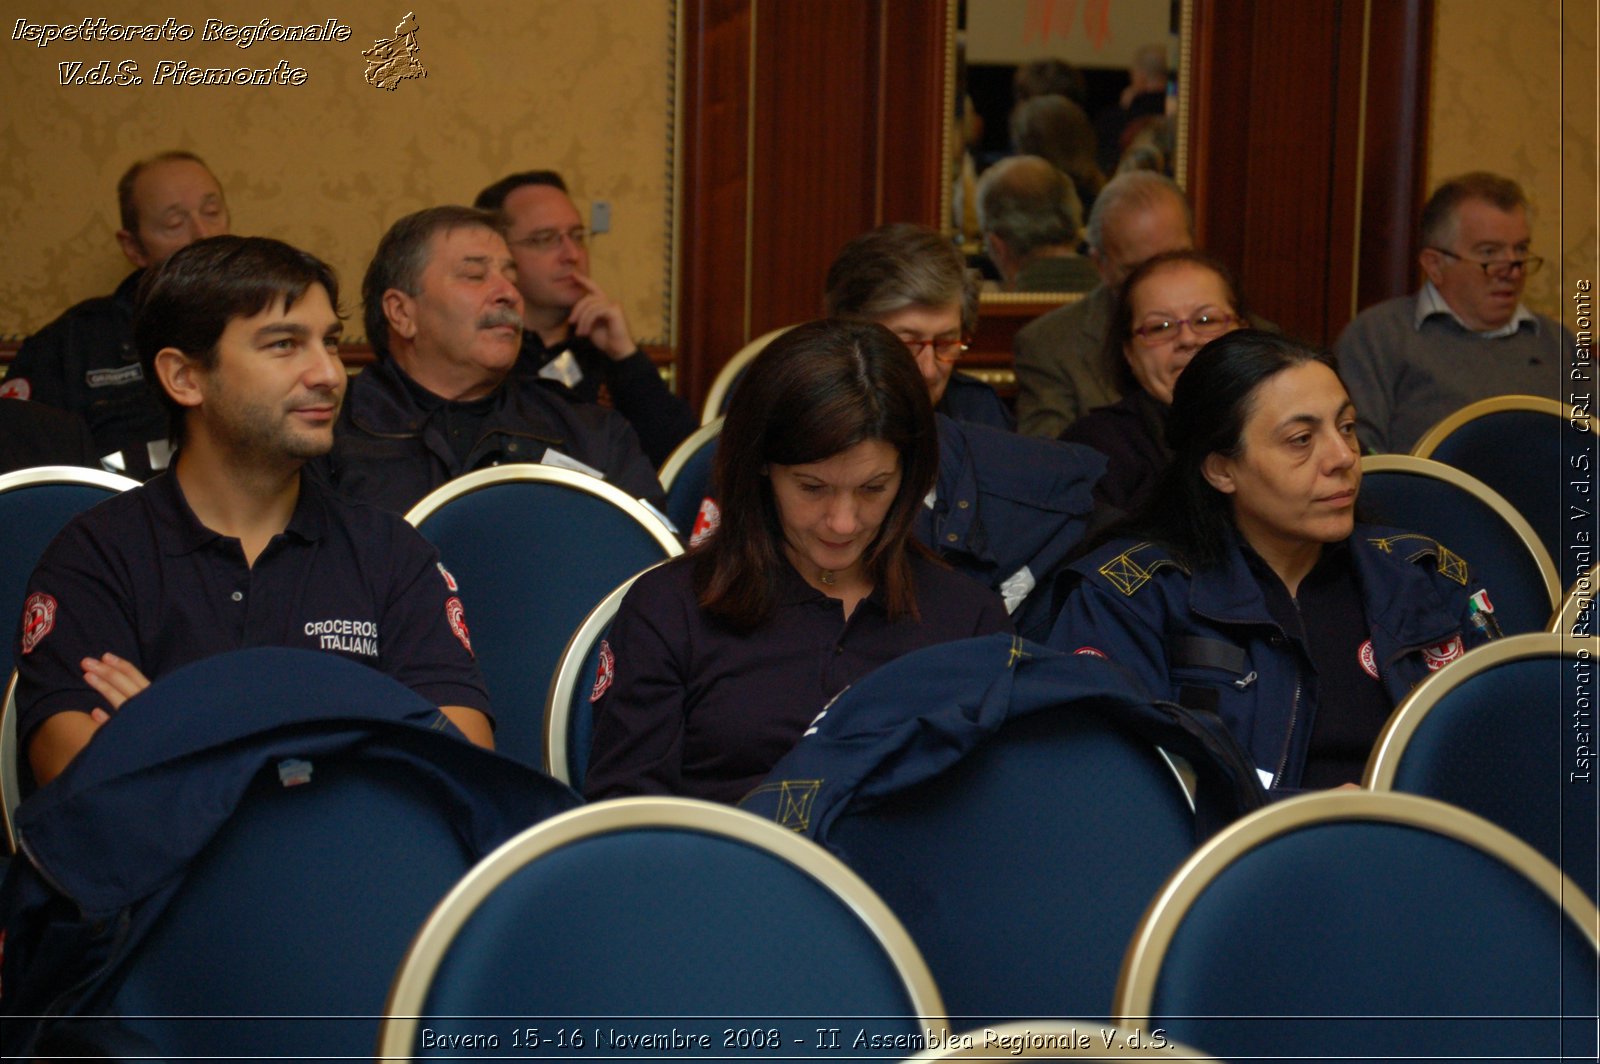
left=1422, top=634, right=1465, bottom=671
left=20, top=592, right=56, bottom=655
left=590, top=639, right=615, bottom=703
left=445, top=597, right=472, bottom=656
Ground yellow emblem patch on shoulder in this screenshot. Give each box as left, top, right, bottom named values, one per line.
left=741, top=779, right=821, bottom=833
left=1098, top=542, right=1184, bottom=596
left=1366, top=534, right=1470, bottom=585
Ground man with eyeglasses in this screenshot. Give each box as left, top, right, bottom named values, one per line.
left=1335, top=171, right=1577, bottom=453
left=473, top=171, right=696, bottom=466
left=5, top=151, right=230, bottom=480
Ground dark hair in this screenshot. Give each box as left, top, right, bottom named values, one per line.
left=362, top=205, right=501, bottom=358
left=1013, top=58, right=1088, bottom=108
left=117, top=150, right=215, bottom=234
left=694, top=319, right=939, bottom=630
left=1103, top=249, right=1245, bottom=394
left=1125, top=330, right=1336, bottom=570
left=1418, top=171, right=1527, bottom=248
left=134, top=235, right=339, bottom=446
left=825, top=223, right=979, bottom=335
left=1009, top=95, right=1105, bottom=206
left=473, top=170, right=568, bottom=211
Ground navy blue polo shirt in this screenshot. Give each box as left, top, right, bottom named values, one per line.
left=584, top=552, right=1011, bottom=804
left=14, top=470, right=491, bottom=748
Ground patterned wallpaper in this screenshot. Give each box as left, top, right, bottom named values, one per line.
left=0, top=1, right=674, bottom=344
left=1427, top=0, right=1597, bottom=332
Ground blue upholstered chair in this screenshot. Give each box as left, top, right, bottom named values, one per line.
left=1358, top=455, right=1560, bottom=634
left=1413, top=396, right=1597, bottom=586
left=656, top=417, right=722, bottom=535
left=378, top=798, right=946, bottom=1059
left=0, top=465, right=139, bottom=683
left=1365, top=633, right=1600, bottom=900
left=826, top=709, right=1204, bottom=1026
left=699, top=325, right=791, bottom=424
left=8, top=648, right=580, bottom=1061
left=1114, top=791, right=1600, bottom=1064
left=407, top=465, right=682, bottom=770
left=543, top=570, right=651, bottom=787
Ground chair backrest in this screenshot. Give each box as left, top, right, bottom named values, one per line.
left=1413, top=396, right=1596, bottom=586
left=407, top=466, right=682, bottom=769
left=543, top=570, right=649, bottom=787
left=0, top=466, right=139, bottom=681
left=1, top=670, right=18, bottom=853
left=1358, top=455, right=1560, bottom=633
left=1553, top=566, right=1594, bottom=634
left=699, top=325, right=792, bottom=424
left=378, top=797, right=946, bottom=1058
left=656, top=417, right=722, bottom=534
left=827, top=709, right=1199, bottom=1026
left=1364, top=633, right=1600, bottom=899
left=906, top=1020, right=1219, bottom=1061
left=1114, top=791, right=1600, bottom=1064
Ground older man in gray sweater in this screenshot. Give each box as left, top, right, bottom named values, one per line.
left=1334, top=172, right=1576, bottom=454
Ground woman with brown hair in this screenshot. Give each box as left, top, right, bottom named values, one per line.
left=584, top=320, right=1010, bottom=803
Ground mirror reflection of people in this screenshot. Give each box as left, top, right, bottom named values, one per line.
left=1050, top=331, right=1501, bottom=791
left=585, top=320, right=1011, bottom=803
left=1061, top=250, right=1245, bottom=513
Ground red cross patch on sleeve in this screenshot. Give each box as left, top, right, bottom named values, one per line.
left=20, top=592, right=56, bottom=655
left=590, top=639, right=615, bottom=703
left=445, top=596, right=472, bottom=656
left=1422, top=634, right=1465, bottom=671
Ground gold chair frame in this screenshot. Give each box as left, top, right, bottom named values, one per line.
left=377, top=797, right=948, bottom=1057
left=1113, top=790, right=1600, bottom=1026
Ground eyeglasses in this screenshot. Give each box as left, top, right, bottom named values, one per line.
left=509, top=226, right=588, bottom=253
left=900, top=336, right=969, bottom=364
left=1427, top=247, right=1544, bottom=280
left=1130, top=312, right=1241, bottom=345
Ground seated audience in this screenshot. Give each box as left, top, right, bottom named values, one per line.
left=7, top=151, right=230, bottom=479
left=0, top=399, right=98, bottom=474
left=1062, top=250, right=1246, bottom=513
left=1013, top=57, right=1089, bottom=109
left=977, top=156, right=1096, bottom=294
left=319, top=206, right=661, bottom=515
left=1093, top=43, right=1170, bottom=174
left=1010, top=94, right=1105, bottom=221
left=1051, top=331, right=1501, bottom=790
left=1335, top=171, right=1577, bottom=453
left=474, top=170, right=697, bottom=466
left=1012, top=171, right=1194, bottom=438
left=584, top=320, right=1011, bottom=803
left=16, top=236, right=494, bottom=788
left=824, top=222, right=1106, bottom=639
left=824, top=223, right=1012, bottom=430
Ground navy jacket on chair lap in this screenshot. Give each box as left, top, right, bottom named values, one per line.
left=740, top=634, right=1267, bottom=848
left=0, top=647, right=580, bottom=1055
left=1051, top=525, right=1499, bottom=790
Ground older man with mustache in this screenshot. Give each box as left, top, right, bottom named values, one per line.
left=321, top=206, right=661, bottom=515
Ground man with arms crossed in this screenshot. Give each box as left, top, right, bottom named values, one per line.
left=17, top=236, right=493, bottom=787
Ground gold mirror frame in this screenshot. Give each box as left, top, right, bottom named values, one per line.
left=941, top=0, right=1195, bottom=311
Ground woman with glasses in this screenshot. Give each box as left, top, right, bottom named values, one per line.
left=1061, top=249, right=1246, bottom=513
left=824, top=222, right=1013, bottom=430
left=1049, top=331, right=1500, bottom=790
left=584, top=320, right=1011, bottom=803
left=824, top=222, right=1107, bottom=640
